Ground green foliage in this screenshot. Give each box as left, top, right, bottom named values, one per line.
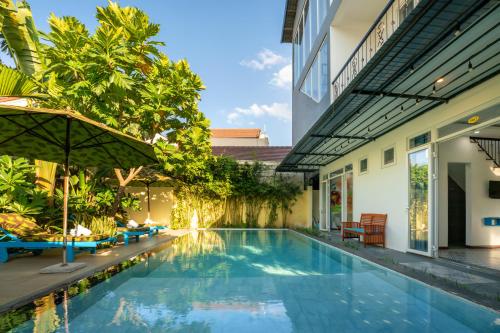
left=0, top=64, right=44, bottom=98
left=169, top=157, right=303, bottom=229
left=54, top=169, right=140, bottom=221
left=40, top=0, right=207, bottom=144
left=0, top=155, right=48, bottom=215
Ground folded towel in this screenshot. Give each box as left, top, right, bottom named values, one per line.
left=144, top=218, right=156, bottom=225
left=70, top=224, right=92, bottom=236
left=127, top=219, right=139, bottom=228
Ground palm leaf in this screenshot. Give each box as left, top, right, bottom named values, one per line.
left=0, top=0, right=43, bottom=76
left=0, top=64, right=44, bottom=97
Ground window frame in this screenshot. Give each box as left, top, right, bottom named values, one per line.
left=359, top=156, right=368, bottom=175
left=382, top=145, right=396, bottom=168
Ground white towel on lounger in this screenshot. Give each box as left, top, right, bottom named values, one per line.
left=70, top=224, right=92, bottom=236
left=127, top=220, right=139, bottom=228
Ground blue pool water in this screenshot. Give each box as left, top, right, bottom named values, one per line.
left=11, top=230, right=500, bottom=332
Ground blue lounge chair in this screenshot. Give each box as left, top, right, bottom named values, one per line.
left=146, top=224, right=168, bottom=235
left=115, top=221, right=153, bottom=245
left=0, top=213, right=116, bottom=263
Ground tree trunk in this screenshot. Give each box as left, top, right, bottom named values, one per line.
left=108, top=167, right=143, bottom=218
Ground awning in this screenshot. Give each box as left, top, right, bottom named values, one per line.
left=278, top=0, right=500, bottom=172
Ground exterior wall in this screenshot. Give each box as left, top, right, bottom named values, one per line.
left=291, top=0, right=388, bottom=144
left=211, top=137, right=269, bottom=147
left=125, top=186, right=175, bottom=226
left=125, top=183, right=311, bottom=229
left=319, top=77, right=500, bottom=253
left=438, top=137, right=500, bottom=247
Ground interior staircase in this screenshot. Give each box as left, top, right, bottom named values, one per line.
left=469, top=137, right=500, bottom=168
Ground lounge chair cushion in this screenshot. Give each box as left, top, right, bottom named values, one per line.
left=344, top=227, right=365, bottom=233
left=20, top=233, right=110, bottom=242
left=0, top=213, right=44, bottom=237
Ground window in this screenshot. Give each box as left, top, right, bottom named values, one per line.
left=409, top=131, right=431, bottom=149
left=293, top=0, right=331, bottom=84
left=359, top=157, right=368, bottom=174
left=329, top=168, right=343, bottom=178
left=300, top=39, right=329, bottom=101
left=383, top=146, right=396, bottom=166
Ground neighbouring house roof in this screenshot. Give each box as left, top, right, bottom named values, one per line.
left=212, top=146, right=292, bottom=163
left=211, top=128, right=262, bottom=139
left=0, top=97, right=23, bottom=103
left=281, top=0, right=298, bottom=43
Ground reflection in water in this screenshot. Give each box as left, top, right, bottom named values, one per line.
left=2, top=230, right=499, bottom=332
left=33, top=294, right=59, bottom=333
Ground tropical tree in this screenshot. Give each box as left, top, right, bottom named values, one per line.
left=38, top=1, right=209, bottom=216
left=0, top=0, right=58, bottom=202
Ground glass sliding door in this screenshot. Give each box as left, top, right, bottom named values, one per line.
left=329, top=175, right=343, bottom=229
left=320, top=181, right=328, bottom=230
left=408, top=148, right=431, bottom=254
left=345, top=171, right=354, bottom=221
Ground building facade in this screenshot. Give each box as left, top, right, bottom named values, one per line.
left=279, top=0, right=500, bottom=257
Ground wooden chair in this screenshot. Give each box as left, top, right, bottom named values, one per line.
left=341, top=213, right=387, bottom=247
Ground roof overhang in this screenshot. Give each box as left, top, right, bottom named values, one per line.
left=278, top=0, right=500, bottom=172
left=281, top=0, right=298, bottom=43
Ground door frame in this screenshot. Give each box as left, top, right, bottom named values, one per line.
left=407, top=144, right=434, bottom=257
left=320, top=179, right=330, bottom=231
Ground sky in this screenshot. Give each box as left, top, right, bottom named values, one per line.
left=3, top=0, right=292, bottom=145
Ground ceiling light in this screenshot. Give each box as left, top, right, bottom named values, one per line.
left=474, top=130, right=480, bottom=134
left=432, top=84, right=436, bottom=94
left=468, top=60, right=473, bottom=72
left=436, top=78, right=444, bottom=83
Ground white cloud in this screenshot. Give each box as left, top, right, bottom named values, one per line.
left=240, top=49, right=288, bottom=70
left=269, top=64, right=292, bottom=89
left=227, top=103, right=291, bottom=123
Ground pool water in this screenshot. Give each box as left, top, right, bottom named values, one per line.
left=10, top=230, right=500, bottom=332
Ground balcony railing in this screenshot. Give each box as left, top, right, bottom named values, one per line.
left=332, top=0, right=420, bottom=100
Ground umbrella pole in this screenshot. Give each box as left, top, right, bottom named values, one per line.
left=62, top=118, right=72, bottom=266
left=147, top=183, right=151, bottom=220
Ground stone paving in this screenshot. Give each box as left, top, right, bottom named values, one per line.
left=311, top=230, right=500, bottom=311
left=0, top=229, right=189, bottom=313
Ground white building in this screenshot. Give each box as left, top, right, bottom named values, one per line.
left=278, top=0, right=500, bottom=258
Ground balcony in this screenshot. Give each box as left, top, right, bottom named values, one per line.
left=332, top=0, right=420, bottom=101
left=278, top=0, right=500, bottom=172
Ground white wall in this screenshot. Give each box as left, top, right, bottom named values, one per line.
left=125, top=186, right=175, bottom=226
left=319, top=76, right=500, bottom=253
left=438, top=137, right=500, bottom=247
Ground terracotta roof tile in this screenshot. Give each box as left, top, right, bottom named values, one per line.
left=0, top=97, right=22, bottom=103
left=212, top=146, right=292, bottom=162
left=211, top=128, right=261, bottom=138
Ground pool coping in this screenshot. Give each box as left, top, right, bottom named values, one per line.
left=288, top=229, right=500, bottom=314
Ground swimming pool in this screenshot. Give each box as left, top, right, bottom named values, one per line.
left=7, top=230, right=500, bottom=332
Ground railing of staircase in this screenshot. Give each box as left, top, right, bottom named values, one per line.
left=331, top=0, right=420, bottom=101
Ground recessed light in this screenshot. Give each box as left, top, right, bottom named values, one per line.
left=436, top=78, right=444, bottom=83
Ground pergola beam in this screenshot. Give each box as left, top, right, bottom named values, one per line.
left=310, top=134, right=370, bottom=140
left=353, top=89, right=448, bottom=102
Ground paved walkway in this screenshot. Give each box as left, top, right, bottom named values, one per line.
left=0, top=229, right=189, bottom=313
left=310, top=230, right=500, bottom=311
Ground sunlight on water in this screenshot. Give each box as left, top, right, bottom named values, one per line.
left=2, top=230, right=499, bottom=333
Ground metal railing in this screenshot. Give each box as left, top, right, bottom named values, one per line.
left=332, top=0, right=420, bottom=100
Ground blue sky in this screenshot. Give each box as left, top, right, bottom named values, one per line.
left=4, top=0, right=292, bottom=145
